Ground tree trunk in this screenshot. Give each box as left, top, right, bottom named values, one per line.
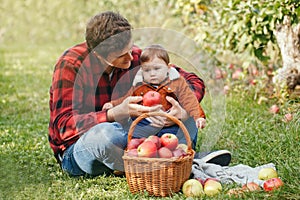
left=273, top=16, right=300, bottom=97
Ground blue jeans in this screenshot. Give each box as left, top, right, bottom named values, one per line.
left=61, top=117, right=197, bottom=176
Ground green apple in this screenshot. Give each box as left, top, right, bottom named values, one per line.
left=258, top=168, right=278, bottom=180
left=182, top=179, right=204, bottom=197
left=204, top=179, right=222, bottom=196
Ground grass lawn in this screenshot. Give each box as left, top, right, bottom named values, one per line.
left=1, top=1, right=299, bottom=199
left=1, top=43, right=299, bottom=200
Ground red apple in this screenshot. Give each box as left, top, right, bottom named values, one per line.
left=158, top=147, right=173, bottom=158
left=127, top=137, right=146, bottom=150
left=137, top=141, right=157, bottom=158
left=214, top=68, right=223, bottom=79
left=195, top=178, right=205, bottom=187
left=232, top=68, right=243, bottom=80
left=145, top=135, right=161, bottom=149
left=127, top=148, right=138, bottom=157
left=172, top=148, right=187, bottom=157
left=143, top=91, right=162, bottom=107
left=160, top=133, right=178, bottom=150
left=269, top=104, right=280, bottom=114
left=263, top=178, right=284, bottom=191
left=283, top=113, right=293, bottom=122
left=242, top=182, right=261, bottom=192
left=223, top=85, right=230, bottom=94
left=204, top=179, right=222, bottom=196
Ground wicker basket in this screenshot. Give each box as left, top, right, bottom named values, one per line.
left=122, top=112, right=195, bottom=197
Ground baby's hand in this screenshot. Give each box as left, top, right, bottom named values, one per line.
left=102, top=102, right=113, bottom=110
left=196, top=118, right=206, bottom=129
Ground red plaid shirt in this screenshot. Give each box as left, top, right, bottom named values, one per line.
left=48, top=42, right=205, bottom=159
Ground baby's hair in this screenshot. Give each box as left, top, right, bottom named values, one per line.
left=140, top=44, right=170, bottom=65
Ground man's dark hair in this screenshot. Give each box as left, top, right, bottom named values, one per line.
left=85, top=11, right=132, bottom=57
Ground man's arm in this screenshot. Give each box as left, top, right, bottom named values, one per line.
left=172, top=65, right=205, bottom=102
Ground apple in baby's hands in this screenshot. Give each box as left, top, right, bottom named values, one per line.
left=143, top=91, right=162, bottom=107
left=137, top=141, right=157, bottom=158
left=263, top=178, right=284, bottom=191
left=203, top=179, right=222, bottom=196
left=127, top=137, right=146, bottom=150
left=145, top=135, right=161, bottom=149
left=158, top=147, right=173, bottom=158
left=160, top=133, right=178, bottom=150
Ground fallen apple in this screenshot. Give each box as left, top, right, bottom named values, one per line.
left=158, top=147, right=173, bottom=158
left=145, top=135, right=161, bottom=149
left=269, top=104, right=280, bottom=114
left=160, top=133, right=178, bottom=151
left=242, top=182, right=261, bottom=192
left=283, top=113, right=293, bottom=122
left=195, top=178, right=205, bottom=187
left=204, top=179, right=222, bottom=196
left=137, top=141, right=157, bottom=158
left=258, top=168, right=278, bottom=180
left=143, top=91, right=162, bottom=107
left=263, top=178, right=284, bottom=191
left=182, top=179, right=204, bottom=197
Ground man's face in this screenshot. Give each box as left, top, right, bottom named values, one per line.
left=106, top=40, right=134, bottom=69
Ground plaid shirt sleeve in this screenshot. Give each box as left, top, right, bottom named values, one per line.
left=172, top=65, right=206, bottom=102
left=49, top=43, right=109, bottom=156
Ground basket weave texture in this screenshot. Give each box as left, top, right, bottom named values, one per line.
left=122, top=112, right=195, bottom=197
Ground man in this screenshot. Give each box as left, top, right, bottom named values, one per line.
left=49, top=11, right=230, bottom=176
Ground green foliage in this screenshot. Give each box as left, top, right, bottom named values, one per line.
left=173, top=0, right=300, bottom=66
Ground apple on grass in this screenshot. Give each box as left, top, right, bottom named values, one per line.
left=242, top=182, right=261, bottom=192
left=160, top=133, right=178, bottom=151
left=145, top=135, right=161, bottom=149
left=137, top=141, right=157, bottom=158
left=258, top=168, right=278, bottom=180
left=142, top=91, right=162, bottom=107
left=203, top=179, right=222, bottom=196
left=263, top=178, right=284, bottom=191
left=158, top=147, right=173, bottom=158
left=269, top=104, right=280, bottom=114
left=182, top=179, right=204, bottom=197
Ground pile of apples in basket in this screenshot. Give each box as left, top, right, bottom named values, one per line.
left=126, top=133, right=188, bottom=158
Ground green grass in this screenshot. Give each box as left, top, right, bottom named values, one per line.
left=1, top=1, right=300, bottom=199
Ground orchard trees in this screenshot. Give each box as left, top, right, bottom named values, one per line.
left=173, top=0, right=300, bottom=97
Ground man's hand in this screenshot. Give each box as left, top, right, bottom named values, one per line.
left=164, top=96, right=189, bottom=126
left=107, top=96, right=162, bottom=122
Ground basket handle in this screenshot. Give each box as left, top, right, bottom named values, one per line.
left=127, top=112, right=193, bottom=151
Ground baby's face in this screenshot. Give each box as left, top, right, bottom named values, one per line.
left=141, top=57, right=169, bottom=85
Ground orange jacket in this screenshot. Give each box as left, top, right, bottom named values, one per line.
left=110, top=67, right=206, bottom=120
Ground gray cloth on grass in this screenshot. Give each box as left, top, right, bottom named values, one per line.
left=191, top=159, right=276, bottom=187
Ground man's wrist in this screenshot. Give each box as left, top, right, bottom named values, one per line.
left=106, top=109, right=115, bottom=122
